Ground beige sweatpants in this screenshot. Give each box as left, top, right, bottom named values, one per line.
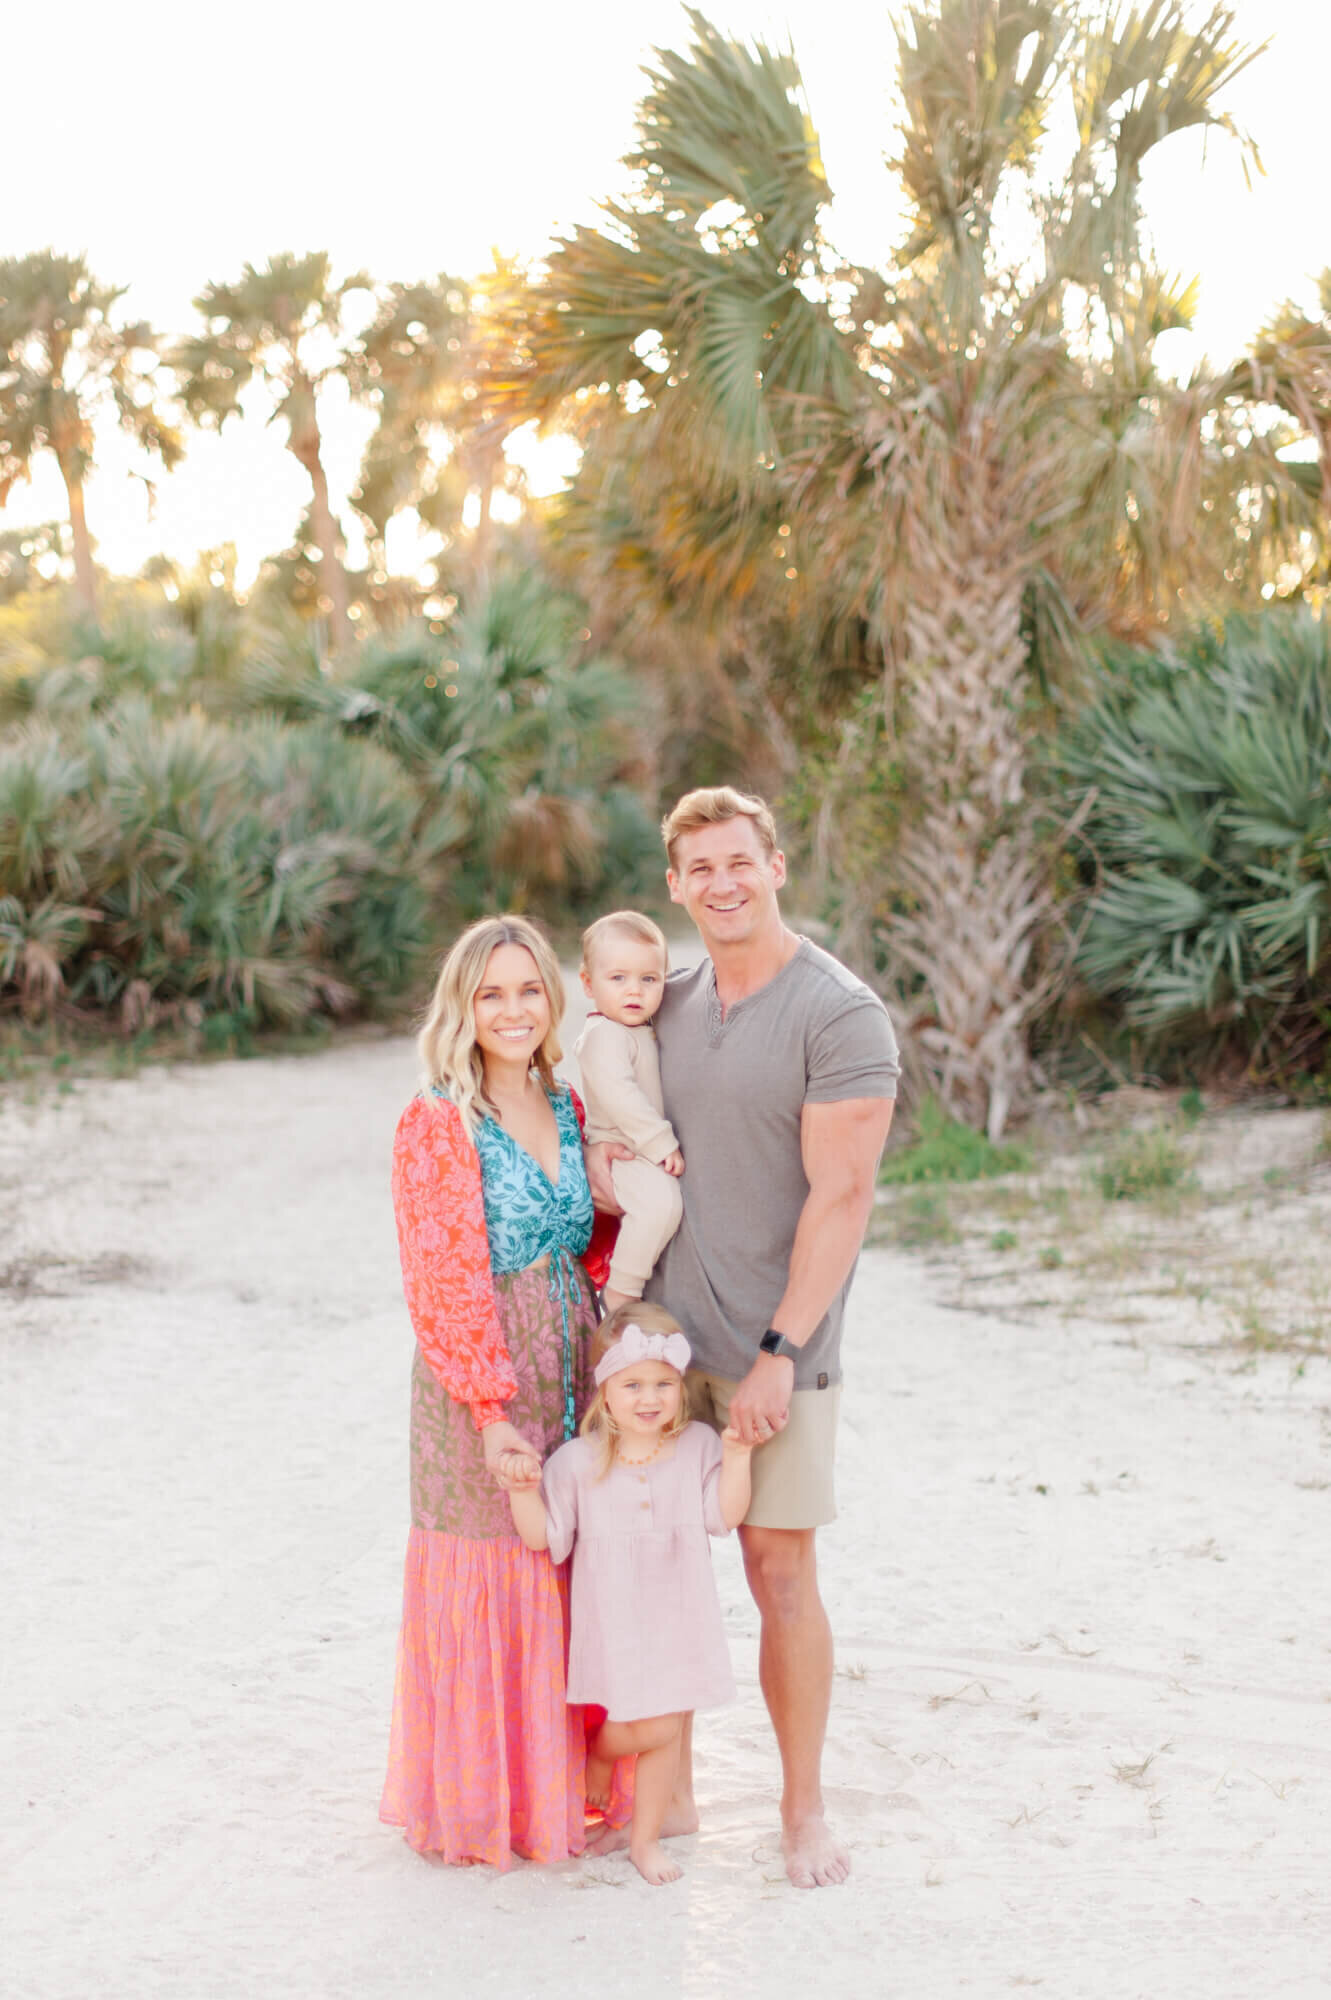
left=607, top=1155, right=684, bottom=1296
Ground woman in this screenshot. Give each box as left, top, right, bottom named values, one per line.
left=380, top=914, right=623, bottom=1867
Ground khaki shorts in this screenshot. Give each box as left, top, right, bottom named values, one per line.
left=687, top=1370, right=840, bottom=1530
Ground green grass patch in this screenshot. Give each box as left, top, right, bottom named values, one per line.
left=880, top=1096, right=1031, bottom=1186
left=885, top=1188, right=961, bottom=1248
left=990, top=1228, right=1018, bottom=1252
left=1093, top=1125, right=1195, bottom=1201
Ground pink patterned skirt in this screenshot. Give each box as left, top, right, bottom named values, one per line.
left=380, top=1259, right=626, bottom=1867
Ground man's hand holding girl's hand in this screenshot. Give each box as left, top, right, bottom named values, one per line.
left=720, top=1425, right=754, bottom=1456
left=727, top=1352, right=795, bottom=1447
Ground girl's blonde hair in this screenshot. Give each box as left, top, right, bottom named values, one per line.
left=418, top=914, right=565, bottom=1138
left=581, top=1299, right=691, bottom=1478
left=580, top=909, right=669, bottom=972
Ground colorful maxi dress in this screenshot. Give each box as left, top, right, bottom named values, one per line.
left=381, top=1083, right=616, bottom=1867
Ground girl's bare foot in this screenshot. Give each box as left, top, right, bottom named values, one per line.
left=630, top=1839, right=683, bottom=1885
left=585, top=1750, right=614, bottom=1813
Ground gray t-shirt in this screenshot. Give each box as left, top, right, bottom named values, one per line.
left=644, top=938, right=900, bottom=1388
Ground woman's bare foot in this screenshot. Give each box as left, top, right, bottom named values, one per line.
left=630, top=1839, right=683, bottom=1885
left=782, top=1814, right=850, bottom=1888
left=584, top=1750, right=614, bottom=1813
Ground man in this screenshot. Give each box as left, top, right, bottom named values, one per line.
left=588, top=786, right=899, bottom=1889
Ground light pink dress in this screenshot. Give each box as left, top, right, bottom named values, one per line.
left=540, top=1421, right=737, bottom=1722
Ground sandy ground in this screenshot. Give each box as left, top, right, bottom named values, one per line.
left=3, top=1024, right=1331, bottom=1999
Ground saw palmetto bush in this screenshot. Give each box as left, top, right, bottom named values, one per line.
left=0, top=562, right=658, bottom=1030
left=0, top=703, right=426, bottom=1028
left=229, top=566, right=660, bottom=916
left=1060, top=609, right=1331, bottom=1082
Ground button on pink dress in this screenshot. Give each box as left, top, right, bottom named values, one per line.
left=540, top=1422, right=737, bottom=1722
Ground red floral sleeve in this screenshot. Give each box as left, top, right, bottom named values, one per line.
left=570, top=1084, right=620, bottom=1291
left=391, top=1094, right=518, bottom=1430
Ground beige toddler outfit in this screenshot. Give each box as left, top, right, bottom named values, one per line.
left=573, top=1013, right=683, bottom=1297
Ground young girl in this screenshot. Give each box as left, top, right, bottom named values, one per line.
left=502, top=1301, right=753, bottom=1886
left=573, top=911, right=684, bottom=1315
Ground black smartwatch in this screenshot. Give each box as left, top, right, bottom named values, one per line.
left=759, top=1328, right=797, bottom=1361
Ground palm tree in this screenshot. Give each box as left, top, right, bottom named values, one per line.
left=0, top=251, right=182, bottom=615
left=172, top=253, right=366, bottom=652
left=500, top=4, right=1327, bottom=1133
left=348, top=258, right=532, bottom=600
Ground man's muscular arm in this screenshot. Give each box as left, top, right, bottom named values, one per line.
left=726, top=1094, right=895, bottom=1446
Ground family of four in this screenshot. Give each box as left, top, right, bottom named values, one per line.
left=380, top=786, right=900, bottom=1888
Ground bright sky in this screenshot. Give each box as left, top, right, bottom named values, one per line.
left=6, top=0, right=1329, bottom=587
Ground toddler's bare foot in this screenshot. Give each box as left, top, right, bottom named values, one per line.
left=630, top=1838, right=683, bottom=1885
left=585, top=1819, right=629, bottom=1856
left=782, top=1813, right=850, bottom=1888
left=585, top=1750, right=614, bottom=1814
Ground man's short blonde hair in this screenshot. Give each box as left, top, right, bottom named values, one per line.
left=660, top=786, right=779, bottom=871
left=580, top=909, right=669, bottom=971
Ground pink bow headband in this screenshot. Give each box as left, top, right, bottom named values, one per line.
left=593, top=1321, right=692, bottom=1387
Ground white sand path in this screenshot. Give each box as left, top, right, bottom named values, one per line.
left=2, top=1036, right=1330, bottom=1999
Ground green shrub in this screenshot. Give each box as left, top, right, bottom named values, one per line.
left=1057, top=608, right=1331, bottom=1082
left=0, top=567, right=659, bottom=1034
left=1093, top=1126, right=1195, bottom=1201
left=880, top=1094, right=1031, bottom=1184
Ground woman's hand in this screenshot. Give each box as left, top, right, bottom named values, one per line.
left=584, top=1140, right=634, bottom=1212
left=481, top=1419, right=542, bottom=1487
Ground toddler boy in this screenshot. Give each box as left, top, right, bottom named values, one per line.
left=574, top=912, right=683, bottom=1313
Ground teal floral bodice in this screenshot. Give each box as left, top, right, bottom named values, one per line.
left=471, top=1085, right=594, bottom=1274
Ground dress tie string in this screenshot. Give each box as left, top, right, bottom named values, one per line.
left=548, top=1245, right=580, bottom=1442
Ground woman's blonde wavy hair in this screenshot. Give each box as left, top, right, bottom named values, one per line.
left=418, top=915, right=565, bottom=1138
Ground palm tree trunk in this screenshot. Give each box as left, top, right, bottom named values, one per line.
left=876, top=405, right=1052, bottom=1137
left=286, top=378, right=352, bottom=653
left=61, top=463, right=98, bottom=615
left=301, top=445, right=353, bottom=653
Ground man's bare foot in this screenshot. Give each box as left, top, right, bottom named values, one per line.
left=782, top=1814, right=850, bottom=1889
left=630, top=1839, right=683, bottom=1885
left=584, top=1750, right=614, bottom=1813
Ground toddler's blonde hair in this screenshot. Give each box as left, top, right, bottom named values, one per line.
left=580, top=909, right=669, bottom=973
left=582, top=1299, right=690, bottom=1479
left=418, top=914, right=564, bottom=1139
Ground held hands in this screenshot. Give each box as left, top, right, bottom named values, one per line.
left=661, top=1148, right=685, bottom=1178
left=720, top=1424, right=754, bottom=1457
left=727, top=1352, right=795, bottom=1448
left=495, top=1448, right=542, bottom=1490
left=482, top=1420, right=542, bottom=1489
